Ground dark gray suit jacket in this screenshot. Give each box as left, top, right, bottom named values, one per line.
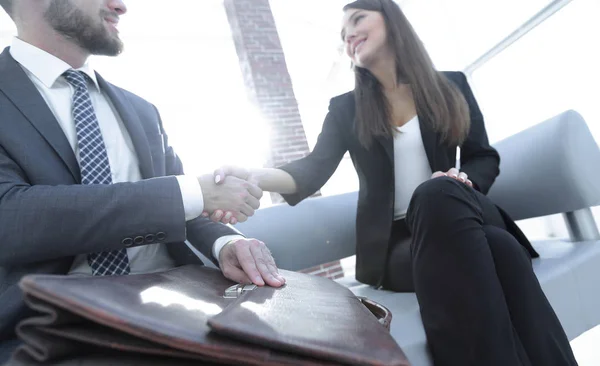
left=0, top=47, right=239, bottom=340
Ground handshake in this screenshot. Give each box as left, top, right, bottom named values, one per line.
left=197, top=166, right=259, bottom=225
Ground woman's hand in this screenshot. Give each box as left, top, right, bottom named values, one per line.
left=431, top=168, right=473, bottom=187
left=213, top=166, right=254, bottom=185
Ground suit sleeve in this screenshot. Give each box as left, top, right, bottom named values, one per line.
left=153, top=106, right=241, bottom=263
left=454, top=72, right=500, bottom=194
left=279, top=99, right=349, bottom=205
left=0, top=142, right=188, bottom=266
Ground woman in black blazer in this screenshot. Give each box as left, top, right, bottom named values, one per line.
left=208, top=0, right=577, bottom=364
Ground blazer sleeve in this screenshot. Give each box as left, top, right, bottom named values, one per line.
left=153, top=105, right=241, bottom=261
left=279, top=98, right=349, bottom=205
left=454, top=72, right=500, bottom=194
left=0, top=143, right=188, bottom=266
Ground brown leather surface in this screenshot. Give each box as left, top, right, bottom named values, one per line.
left=208, top=270, right=407, bottom=366
left=13, top=265, right=408, bottom=365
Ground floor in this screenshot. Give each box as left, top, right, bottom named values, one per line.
left=571, top=325, right=600, bottom=365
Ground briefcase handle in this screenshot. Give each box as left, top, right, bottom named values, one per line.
left=357, top=296, right=392, bottom=331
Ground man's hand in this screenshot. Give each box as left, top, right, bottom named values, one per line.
left=219, top=238, right=285, bottom=287
left=431, top=167, right=473, bottom=187
left=198, top=174, right=263, bottom=223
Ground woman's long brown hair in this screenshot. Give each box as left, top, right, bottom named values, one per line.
left=343, top=0, right=470, bottom=148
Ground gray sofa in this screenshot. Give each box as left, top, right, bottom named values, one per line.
left=230, top=110, right=600, bottom=365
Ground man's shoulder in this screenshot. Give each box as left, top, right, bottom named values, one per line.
left=103, top=81, right=155, bottom=111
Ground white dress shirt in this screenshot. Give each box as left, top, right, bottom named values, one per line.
left=393, top=115, right=433, bottom=220
left=10, top=38, right=240, bottom=274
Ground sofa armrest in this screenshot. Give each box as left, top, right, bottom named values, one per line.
left=488, top=110, right=600, bottom=221
left=234, top=192, right=359, bottom=271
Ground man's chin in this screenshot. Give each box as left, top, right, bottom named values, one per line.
left=89, top=40, right=124, bottom=57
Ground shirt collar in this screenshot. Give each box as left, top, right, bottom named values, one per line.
left=9, top=37, right=100, bottom=90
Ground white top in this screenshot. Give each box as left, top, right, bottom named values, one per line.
left=10, top=38, right=239, bottom=274
left=393, top=115, right=433, bottom=220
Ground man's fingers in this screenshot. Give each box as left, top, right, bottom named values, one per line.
left=261, top=245, right=285, bottom=284
left=245, top=195, right=261, bottom=210
left=431, top=171, right=447, bottom=179
left=234, top=213, right=248, bottom=223
left=466, top=179, right=473, bottom=187
left=234, top=241, right=264, bottom=286
left=221, top=264, right=252, bottom=285
left=245, top=182, right=263, bottom=200
left=458, top=171, right=468, bottom=183
left=239, top=204, right=255, bottom=218
left=210, top=210, right=224, bottom=222
left=249, top=241, right=282, bottom=287
left=208, top=210, right=240, bottom=225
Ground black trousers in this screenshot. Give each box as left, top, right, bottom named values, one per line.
left=383, top=177, right=577, bottom=366
left=0, top=338, right=20, bottom=365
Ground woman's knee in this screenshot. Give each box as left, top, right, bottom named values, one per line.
left=412, top=176, right=466, bottom=203
left=406, top=177, right=472, bottom=226
left=482, top=225, right=531, bottom=261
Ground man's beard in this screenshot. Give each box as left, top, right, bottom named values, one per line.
left=44, top=0, right=123, bottom=56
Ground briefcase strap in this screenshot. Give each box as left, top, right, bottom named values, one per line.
left=357, top=297, right=392, bottom=331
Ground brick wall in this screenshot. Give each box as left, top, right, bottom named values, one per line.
left=224, top=0, right=319, bottom=203
left=298, top=260, right=345, bottom=280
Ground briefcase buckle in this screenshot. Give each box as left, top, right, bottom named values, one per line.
left=223, top=284, right=257, bottom=298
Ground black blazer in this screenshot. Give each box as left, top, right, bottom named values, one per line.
left=280, top=71, right=537, bottom=286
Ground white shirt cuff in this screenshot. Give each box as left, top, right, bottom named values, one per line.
left=212, top=235, right=244, bottom=262
left=176, top=175, right=204, bottom=221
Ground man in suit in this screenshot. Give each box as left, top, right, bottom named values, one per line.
left=0, top=0, right=285, bottom=360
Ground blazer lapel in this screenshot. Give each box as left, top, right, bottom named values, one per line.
left=0, top=48, right=80, bottom=182
left=96, top=74, right=155, bottom=179
left=376, top=135, right=394, bottom=165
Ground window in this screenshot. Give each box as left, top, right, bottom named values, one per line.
left=469, top=0, right=600, bottom=234
left=401, top=0, right=553, bottom=70
left=90, top=0, right=269, bottom=177
left=470, top=0, right=599, bottom=144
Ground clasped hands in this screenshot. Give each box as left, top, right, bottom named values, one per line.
left=198, top=166, right=259, bottom=225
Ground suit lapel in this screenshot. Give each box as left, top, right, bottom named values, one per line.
left=0, top=48, right=81, bottom=182
left=96, top=74, right=155, bottom=179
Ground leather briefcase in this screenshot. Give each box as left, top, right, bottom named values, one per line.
left=9, top=265, right=410, bottom=365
